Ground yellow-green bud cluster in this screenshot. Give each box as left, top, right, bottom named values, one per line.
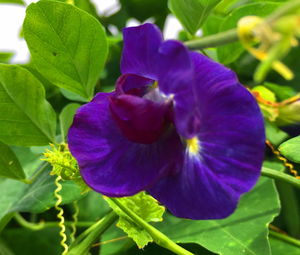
left=43, top=143, right=89, bottom=192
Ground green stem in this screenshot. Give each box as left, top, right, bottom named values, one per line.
left=184, top=29, right=238, bottom=50
left=184, top=0, right=300, bottom=50
left=269, top=230, right=300, bottom=247
left=21, top=178, right=33, bottom=184
left=70, top=201, right=79, bottom=243
left=261, top=167, right=300, bottom=189
left=14, top=213, right=95, bottom=230
left=14, top=213, right=45, bottom=230
left=109, top=198, right=194, bottom=255
left=266, top=0, right=300, bottom=23
left=67, top=211, right=118, bottom=255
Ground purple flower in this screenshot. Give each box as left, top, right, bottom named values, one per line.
left=68, top=23, right=265, bottom=220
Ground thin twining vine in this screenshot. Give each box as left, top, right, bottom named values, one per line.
left=54, top=175, right=69, bottom=255
left=266, top=140, right=300, bottom=179
left=70, top=201, right=79, bottom=243
left=254, top=93, right=300, bottom=108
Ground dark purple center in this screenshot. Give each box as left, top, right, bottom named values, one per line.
left=109, top=75, right=173, bottom=144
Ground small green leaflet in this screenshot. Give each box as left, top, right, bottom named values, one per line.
left=104, top=192, right=165, bottom=248
left=265, top=120, right=289, bottom=146
left=0, top=141, right=26, bottom=181
left=59, top=103, right=80, bottom=141
left=279, top=135, right=300, bottom=163
left=169, top=0, right=221, bottom=35
left=0, top=64, right=56, bottom=146
left=23, top=1, right=108, bottom=99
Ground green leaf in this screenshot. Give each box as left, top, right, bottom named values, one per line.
left=13, top=147, right=43, bottom=175
left=74, top=0, right=99, bottom=18
left=59, top=103, right=80, bottom=141
left=0, top=0, right=24, bottom=4
left=263, top=82, right=296, bottom=101
left=0, top=141, right=25, bottom=181
left=0, top=239, right=14, bottom=255
left=0, top=147, right=41, bottom=232
left=100, top=226, right=130, bottom=255
left=217, top=2, right=280, bottom=64
left=60, top=88, right=88, bottom=102
left=105, top=192, right=165, bottom=248
left=0, top=52, right=14, bottom=64
left=263, top=160, right=285, bottom=172
left=213, top=0, right=239, bottom=15
left=158, top=178, right=280, bottom=255
left=120, top=0, right=168, bottom=28
left=270, top=236, right=300, bottom=255
left=202, top=14, right=223, bottom=36
left=0, top=168, right=82, bottom=225
left=169, top=0, right=221, bottom=35
left=0, top=64, right=56, bottom=146
left=23, top=1, right=108, bottom=99
left=120, top=243, right=217, bottom=255
left=101, top=227, right=218, bottom=255
left=22, top=62, right=60, bottom=97
left=14, top=172, right=82, bottom=213
left=2, top=228, right=62, bottom=255
left=41, top=0, right=99, bottom=18
left=265, top=120, right=289, bottom=146
left=77, top=191, right=110, bottom=222
left=279, top=135, right=300, bottom=163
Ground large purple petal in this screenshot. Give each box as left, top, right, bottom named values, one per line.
left=197, top=83, right=265, bottom=193
left=157, top=40, right=193, bottom=95
left=68, top=93, right=183, bottom=197
left=121, top=23, right=163, bottom=79
left=156, top=40, right=200, bottom=138
left=148, top=53, right=265, bottom=219
left=190, top=51, right=239, bottom=92
left=148, top=155, right=240, bottom=219
left=190, top=52, right=265, bottom=160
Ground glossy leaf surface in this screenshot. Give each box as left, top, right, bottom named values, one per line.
left=0, top=64, right=56, bottom=146
left=24, top=1, right=108, bottom=99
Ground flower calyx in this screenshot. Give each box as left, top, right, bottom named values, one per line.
left=43, top=143, right=89, bottom=193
